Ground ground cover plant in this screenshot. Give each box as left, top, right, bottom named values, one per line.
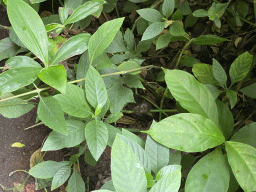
left=0, top=0, right=256, bottom=191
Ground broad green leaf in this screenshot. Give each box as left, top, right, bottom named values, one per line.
left=192, top=35, right=229, bottom=45
left=59, top=7, right=69, bottom=24
left=84, top=150, right=98, bottom=166
left=185, top=148, right=230, bottom=192
left=100, top=180, right=115, bottom=191
left=29, top=161, right=70, bottom=179
left=64, top=1, right=102, bottom=25
left=6, top=56, right=42, bottom=68
left=136, top=18, right=148, bottom=35
left=7, top=0, right=48, bottom=65
left=225, top=141, right=256, bottom=192
left=85, top=119, right=108, bottom=161
left=105, top=31, right=126, bottom=53
left=162, top=0, right=175, bottom=18
left=137, top=8, right=163, bottom=22
left=105, top=123, right=122, bottom=147
left=105, top=112, right=123, bottom=123
left=0, top=37, right=20, bottom=61
left=107, top=83, right=135, bottom=113
left=192, top=9, right=209, bottom=17
left=116, top=60, right=141, bottom=75
left=89, top=18, right=124, bottom=62
left=122, top=129, right=145, bottom=148
left=9, top=27, right=26, bottom=48
left=146, top=173, right=154, bottom=188
left=123, top=1, right=138, bottom=12
left=171, top=9, right=183, bottom=20
left=208, top=2, right=228, bottom=20
left=180, top=57, right=200, bottom=67
left=68, top=169, right=85, bottom=192
left=0, top=92, right=34, bottom=118
left=226, top=89, right=237, bottom=109
left=124, top=28, right=134, bottom=51
left=192, top=64, right=219, bottom=85
left=76, top=50, right=90, bottom=85
left=185, top=14, right=198, bottom=28
left=38, top=65, right=67, bottom=94
left=45, top=23, right=64, bottom=33
left=51, top=166, right=71, bottom=190
left=41, top=120, right=86, bottom=151
left=146, top=113, right=225, bottom=152
left=240, top=83, right=256, bottom=98
left=181, top=154, right=197, bottom=170
left=129, top=0, right=147, bottom=3
left=85, top=66, right=108, bottom=109
left=145, top=135, right=169, bottom=175
left=204, top=84, right=223, bottom=100
left=169, top=21, right=185, bottom=36
left=135, top=39, right=154, bottom=55
left=92, top=52, right=113, bottom=70
left=93, top=190, right=113, bottom=192
left=150, top=168, right=181, bottom=192
left=123, top=74, right=144, bottom=88
left=212, top=58, right=227, bottom=88
left=164, top=69, right=218, bottom=125
left=156, top=165, right=181, bottom=181
left=54, top=83, right=92, bottom=118
left=0, top=67, right=42, bottom=94
left=38, top=96, right=67, bottom=135
left=156, top=33, right=171, bottom=50
left=231, top=122, right=256, bottom=148
left=169, top=150, right=181, bottom=165
left=229, top=51, right=253, bottom=87
left=141, top=22, right=165, bottom=41
left=103, top=0, right=118, bottom=13
left=111, top=135, right=147, bottom=192
left=51, top=33, right=91, bottom=65
left=216, top=100, right=234, bottom=140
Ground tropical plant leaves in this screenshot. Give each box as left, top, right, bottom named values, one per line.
left=142, top=22, right=165, bottom=41
left=51, top=166, right=71, bottom=190
left=192, top=35, right=229, bottom=45
left=68, top=169, right=86, bottom=192
left=137, top=8, right=163, bottom=22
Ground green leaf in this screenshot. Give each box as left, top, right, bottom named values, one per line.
left=155, top=165, right=181, bottom=181
left=156, top=33, right=171, bottom=50
left=68, top=169, right=85, bottom=192
left=142, top=22, right=165, bottom=41
left=38, top=65, right=67, bottom=94
left=117, top=60, right=141, bottom=75
left=58, top=7, right=69, bottom=24
left=208, top=2, right=228, bottom=20
left=229, top=51, right=253, bottom=87
left=226, top=89, right=237, bottom=109
left=0, top=92, right=34, bottom=118
left=0, top=67, right=42, bottom=94
left=192, top=64, right=219, bottom=85
left=185, top=148, right=230, bottom=192
left=76, top=50, right=90, bottom=85
left=6, top=56, right=42, bottom=68
left=88, top=18, right=124, bottom=62
left=54, top=84, right=92, bottom=118
left=105, top=112, right=123, bottom=123
left=107, top=83, right=135, bottom=113
left=29, top=161, right=70, bottom=179
left=137, top=8, right=163, bottom=22
left=41, top=120, right=86, bottom=151
left=136, top=18, right=148, bottom=35
left=85, top=119, right=108, bottom=161
left=216, top=100, right=234, bottom=140
left=231, top=122, right=256, bottom=148
left=51, top=166, right=71, bottom=190
left=185, top=14, right=198, bottom=28
left=212, top=58, right=227, bottom=88
left=192, top=9, right=209, bottom=17
left=164, top=69, right=218, bottom=125
left=92, top=52, right=113, bottom=70
left=85, top=66, right=108, bottom=109
left=105, top=31, right=126, bottom=53
left=171, top=9, right=183, bottom=20
left=38, top=96, right=67, bottom=135
left=84, top=150, right=99, bottom=166
left=180, top=57, right=200, bottom=67
left=9, top=27, right=26, bottom=48
left=0, top=37, right=20, bottom=61
left=145, top=135, right=169, bottom=175
left=240, top=83, right=256, bottom=98
left=169, top=21, right=185, bottom=36
left=192, top=35, right=229, bottom=45
left=105, top=123, right=122, bottom=147
left=162, top=0, right=175, bottom=18
left=225, top=141, right=256, bottom=192
left=146, top=113, right=225, bottom=152
left=45, top=23, right=64, bottom=33
left=169, top=151, right=181, bottom=165
left=123, top=74, right=144, bottom=88
left=124, top=28, right=134, bottom=51
left=51, top=33, right=90, bottom=65
left=111, top=135, right=147, bottom=192
left=7, top=0, right=48, bottom=65
left=145, top=173, right=154, bottom=188
left=204, top=84, right=223, bottom=100
left=181, top=154, right=197, bottom=170
left=64, top=1, right=102, bottom=25
left=122, top=128, right=145, bottom=148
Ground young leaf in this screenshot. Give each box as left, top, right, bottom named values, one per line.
left=141, top=22, right=165, bottom=41
left=7, top=0, right=48, bottom=65
left=111, top=135, right=147, bottom=192
left=105, top=112, right=123, bottom=123
left=226, top=89, right=237, bottom=109
left=59, top=7, right=69, bottom=24
left=41, top=120, right=86, bottom=151
left=225, top=141, right=256, bottom=192
left=38, top=65, right=67, bottom=94
left=164, top=69, right=219, bottom=125
left=155, top=165, right=181, bottom=181
left=146, top=113, right=225, bottom=152
left=6, top=56, right=42, bottom=68
left=185, top=148, right=230, bottom=192
left=145, top=135, right=169, bottom=175
left=229, top=51, right=253, bottom=87
left=0, top=37, right=21, bottom=61
left=192, top=35, right=229, bottom=45
left=169, top=21, right=185, bottom=36
left=192, top=64, right=219, bottom=85
left=137, top=8, right=163, bottom=22
left=156, top=33, right=171, bottom=50
left=68, top=169, right=85, bottom=192
left=88, top=18, right=125, bottom=62
left=38, top=96, right=67, bottom=135
left=212, top=58, right=227, bottom=88
left=162, top=0, right=175, bottom=18
left=29, top=161, right=70, bottom=179
left=240, top=83, right=256, bottom=98
left=85, top=119, right=108, bottom=161
left=51, top=33, right=91, bottom=66
left=51, top=166, right=71, bottom=190
left=85, top=66, right=108, bottom=109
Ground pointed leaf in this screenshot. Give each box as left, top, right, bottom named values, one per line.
left=111, top=135, right=147, bottom=192
left=146, top=113, right=225, bottom=152
left=141, top=22, right=165, bottom=41
left=137, top=8, right=163, bottom=22
left=226, top=89, right=237, bottom=109
left=192, top=9, right=209, bottom=17
left=162, top=0, right=175, bottom=18
left=105, top=112, right=123, bottom=123
left=68, top=169, right=85, bottom=192
left=38, top=96, right=67, bottom=135
left=225, top=141, right=256, bottom=192
left=156, top=33, right=171, bottom=50
left=38, top=65, right=67, bottom=94
left=155, top=165, right=181, bottom=181
left=193, top=35, right=229, bottom=45
left=124, top=28, right=134, bottom=51
left=240, top=83, right=256, bottom=98
left=51, top=166, right=71, bottom=190
left=192, top=64, right=219, bottom=85
left=122, top=129, right=145, bottom=148
left=169, top=21, right=185, bottom=36
left=105, top=31, right=126, bottom=53
left=212, top=58, right=227, bottom=88
left=105, top=123, right=122, bottom=147
left=0, top=37, right=21, bottom=61
left=76, top=50, right=90, bottom=84
left=185, top=148, right=230, bottom=192
left=204, top=84, right=223, bottom=99
left=7, top=0, right=48, bottom=65
left=116, top=60, right=141, bottom=75
left=6, top=56, right=42, bottom=68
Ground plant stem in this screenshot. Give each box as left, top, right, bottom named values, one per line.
left=58, top=0, right=64, bottom=7
left=0, top=24, right=9, bottom=29
left=159, top=88, right=168, bottom=121
left=175, top=39, right=193, bottom=69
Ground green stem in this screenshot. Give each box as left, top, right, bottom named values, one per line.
left=175, top=39, right=193, bottom=69
left=159, top=88, right=168, bottom=121
left=58, top=0, right=64, bottom=7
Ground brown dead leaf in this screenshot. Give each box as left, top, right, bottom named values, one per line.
left=13, top=182, right=24, bottom=192
left=30, top=148, right=43, bottom=168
